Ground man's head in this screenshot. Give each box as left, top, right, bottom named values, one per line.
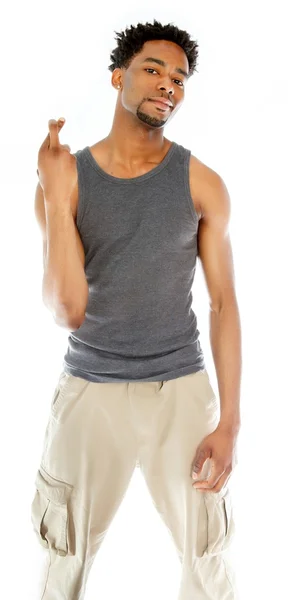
left=108, top=20, right=199, bottom=129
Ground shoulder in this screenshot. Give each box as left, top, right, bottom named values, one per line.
left=70, top=141, right=106, bottom=223
left=188, top=154, right=231, bottom=225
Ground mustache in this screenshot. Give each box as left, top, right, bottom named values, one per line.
left=143, top=96, right=174, bottom=108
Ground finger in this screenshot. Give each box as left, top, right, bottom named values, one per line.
left=193, top=468, right=227, bottom=491
left=62, top=144, right=71, bottom=151
left=57, top=117, right=65, bottom=130
left=195, top=476, right=231, bottom=493
left=193, top=478, right=219, bottom=491
left=39, top=131, right=50, bottom=151
left=193, top=458, right=217, bottom=487
left=48, top=118, right=65, bottom=147
left=191, top=448, right=210, bottom=479
left=39, top=118, right=65, bottom=152
left=48, top=119, right=61, bottom=148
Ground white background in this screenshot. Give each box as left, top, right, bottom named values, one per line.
left=1, top=1, right=287, bottom=598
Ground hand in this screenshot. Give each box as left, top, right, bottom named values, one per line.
left=37, top=118, right=77, bottom=201
left=190, top=424, right=239, bottom=493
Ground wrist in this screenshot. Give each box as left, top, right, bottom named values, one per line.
left=218, top=416, right=241, bottom=435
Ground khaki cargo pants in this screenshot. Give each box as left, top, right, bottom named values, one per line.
left=30, top=369, right=239, bottom=599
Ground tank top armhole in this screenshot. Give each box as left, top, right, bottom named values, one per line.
left=73, top=151, right=87, bottom=231
left=183, top=149, right=199, bottom=226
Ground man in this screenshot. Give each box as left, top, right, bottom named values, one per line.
left=31, top=19, right=241, bottom=600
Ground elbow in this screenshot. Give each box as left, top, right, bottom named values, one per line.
left=210, top=291, right=239, bottom=314
left=42, top=287, right=87, bottom=331
left=55, top=311, right=85, bottom=332
left=63, top=305, right=86, bottom=331
left=51, top=301, right=86, bottom=331
left=67, top=313, right=86, bottom=331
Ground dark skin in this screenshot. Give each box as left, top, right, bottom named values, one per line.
left=100, top=39, right=187, bottom=173
left=37, top=38, right=242, bottom=494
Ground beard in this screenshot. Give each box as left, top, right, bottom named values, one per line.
left=136, top=104, right=167, bottom=128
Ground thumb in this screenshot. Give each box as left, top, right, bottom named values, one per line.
left=191, top=447, right=210, bottom=479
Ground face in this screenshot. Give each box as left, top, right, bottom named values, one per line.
left=113, top=39, right=189, bottom=129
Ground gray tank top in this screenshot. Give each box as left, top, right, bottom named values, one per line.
left=62, top=140, right=205, bottom=382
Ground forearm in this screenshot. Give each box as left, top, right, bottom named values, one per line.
left=43, top=201, right=88, bottom=325
left=209, top=299, right=242, bottom=432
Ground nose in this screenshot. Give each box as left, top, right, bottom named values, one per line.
left=158, top=83, right=175, bottom=96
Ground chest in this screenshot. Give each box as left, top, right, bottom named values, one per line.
left=71, top=172, right=202, bottom=222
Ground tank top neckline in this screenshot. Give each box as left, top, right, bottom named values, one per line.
left=83, top=141, right=177, bottom=185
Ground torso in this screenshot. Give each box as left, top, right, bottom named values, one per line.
left=70, top=138, right=204, bottom=222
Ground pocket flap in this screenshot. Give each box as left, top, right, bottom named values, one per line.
left=31, top=467, right=74, bottom=556
left=35, top=467, right=73, bottom=505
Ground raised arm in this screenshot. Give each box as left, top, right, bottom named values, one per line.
left=35, top=118, right=88, bottom=330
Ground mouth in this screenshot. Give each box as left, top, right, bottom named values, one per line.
left=148, top=99, right=172, bottom=112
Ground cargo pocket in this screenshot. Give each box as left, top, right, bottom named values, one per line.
left=195, top=487, right=235, bottom=558
left=31, top=466, right=74, bottom=556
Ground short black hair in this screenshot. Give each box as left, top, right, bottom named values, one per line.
left=108, top=19, right=199, bottom=78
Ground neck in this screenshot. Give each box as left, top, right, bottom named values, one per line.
left=105, top=102, right=168, bottom=165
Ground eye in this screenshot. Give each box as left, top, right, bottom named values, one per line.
left=145, top=68, right=184, bottom=87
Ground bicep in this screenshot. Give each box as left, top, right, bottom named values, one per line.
left=197, top=175, right=236, bottom=311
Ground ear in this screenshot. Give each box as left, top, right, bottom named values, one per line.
left=111, top=68, right=122, bottom=91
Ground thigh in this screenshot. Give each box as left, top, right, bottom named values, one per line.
left=40, top=372, right=138, bottom=489
left=31, top=372, right=138, bottom=562
left=138, top=370, right=236, bottom=565
left=139, top=369, right=220, bottom=478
